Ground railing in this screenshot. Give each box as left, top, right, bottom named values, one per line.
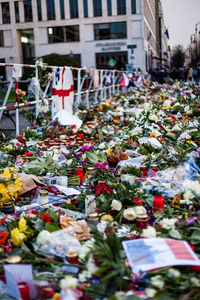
left=0, top=62, right=125, bottom=137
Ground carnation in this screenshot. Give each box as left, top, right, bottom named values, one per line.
left=60, top=276, right=78, bottom=290
left=159, top=218, right=177, bottom=230
left=111, top=199, right=122, bottom=211
left=141, top=226, right=156, bottom=238
left=123, top=208, right=137, bottom=221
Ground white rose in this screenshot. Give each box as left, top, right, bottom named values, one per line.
left=79, top=270, right=90, bottom=282
left=145, top=288, right=157, bottom=298
left=123, top=208, right=137, bottom=221
left=60, top=276, right=78, bottom=290
left=111, top=199, right=122, bottom=211
left=150, top=275, right=164, bottom=289
left=168, top=268, right=180, bottom=278
left=141, top=226, right=156, bottom=238
left=134, top=206, right=147, bottom=216
left=159, top=218, right=177, bottom=230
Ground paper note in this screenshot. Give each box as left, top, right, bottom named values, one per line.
left=4, top=264, right=36, bottom=299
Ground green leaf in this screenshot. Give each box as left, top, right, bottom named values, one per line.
left=86, top=151, right=99, bottom=163
left=191, top=230, right=200, bottom=241
left=45, top=223, right=60, bottom=232
left=169, top=229, right=182, bottom=239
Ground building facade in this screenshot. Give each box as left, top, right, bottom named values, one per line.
left=0, top=0, right=169, bottom=77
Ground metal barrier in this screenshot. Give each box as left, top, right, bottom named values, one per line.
left=0, top=62, right=125, bottom=136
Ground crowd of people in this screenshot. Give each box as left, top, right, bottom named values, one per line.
left=149, top=66, right=200, bottom=85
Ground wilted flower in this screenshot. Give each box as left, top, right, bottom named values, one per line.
left=123, top=208, right=137, bottom=221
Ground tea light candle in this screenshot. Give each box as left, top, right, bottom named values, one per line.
left=153, top=195, right=164, bottom=212
left=87, top=212, right=99, bottom=226
left=18, top=282, right=30, bottom=300
left=65, top=251, right=79, bottom=265
left=41, top=285, right=55, bottom=298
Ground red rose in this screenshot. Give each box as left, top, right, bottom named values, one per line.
left=50, top=134, right=55, bottom=139
left=133, top=197, right=142, bottom=206
left=72, top=124, right=76, bottom=128
left=24, top=151, right=32, bottom=157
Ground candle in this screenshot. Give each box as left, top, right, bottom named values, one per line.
left=140, top=165, right=148, bottom=177
left=153, top=195, right=164, bottom=212
left=151, top=164, right=159, bottom=173
left=18, top=282, right=30, bottom=300
left=39, top=190, right=49, bottom=205
left=87, top=212, right=99, bottom=226
left=75, top=166, right=84, bottom=184
left=136, top=213, right=149, bottom=229
left=66, top=251, right=79, bottom=265
left=41, top=285, right=55, bottom=298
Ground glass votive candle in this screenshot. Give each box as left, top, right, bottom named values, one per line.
left=39, top=190, right=49, bottom=205
left=18, top=282, right=30, bottom=300
left=65, top=251, right=79, bottom=265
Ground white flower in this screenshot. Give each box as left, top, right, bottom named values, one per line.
left=183, top=190, right=195, bottom=202
left=145, top=288, right=157, bottom=298
left=159, top=218, right=177, bottom=230
left=116, top=225, right=130, bottom=237
left=168, top=268, right=180, bottom=278
left=79, top=240, right=94, bottom=261
left=123, top=208, right=137, bottom=221
left=79, top=270, right=90, bottom=282
left=86, top=255, right=98, bottom=275
left=60, top=276, right=78, bottom=290
left=97, top=221, right=108, bottom=234
left=98, top=142, right=106, bottom=149
left=134, top=206, right=147, bottom=216
left=111, top=199, right=122, bottom=211
left=149, top=114, right=158, bottom=122
left=141, top=226, right=156, bottom=238
left=150, top=275, right=164, bottom=289
left=190, top=277, right=200, bottom=287
left=36, top=230, right=51, bottom=246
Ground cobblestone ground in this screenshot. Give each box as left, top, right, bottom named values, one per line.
left=0, top=109, right=33, bottom=139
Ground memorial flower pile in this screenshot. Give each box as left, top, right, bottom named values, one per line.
left=0, top=81, right=200, bottom=299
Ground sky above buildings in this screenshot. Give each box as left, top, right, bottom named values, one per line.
left=161, top=0, right=200, bottom=50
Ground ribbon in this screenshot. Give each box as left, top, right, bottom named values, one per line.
left=95, top=184, right=113, bottom=196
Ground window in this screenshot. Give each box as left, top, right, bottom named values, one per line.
left=1, top=2, right=10, bottom=24
left=83, top=0, right=88, bottom=18
left=46, top=0, right=55, bottom=20
left=14, top=1, right=20, bottom=23
left=107, top=0, right=112, bottom=16
left=117, top=0, right=126, bottom=15
left=60, top=0, right=65, bottom=19
left=24, top=0, right=33, bottom=22
left=48, top=26, right=80, bottom=43
left=0, top=31, right=4, bottom=47
left=131, top=0, right=136, bottom=13
left=94, top=22, right=127, bottom=40
left=70, top=0, right=78, bottom=18
left=37, top=0, right=42, bottom=21
left=93, top=0, right=102, bottom=17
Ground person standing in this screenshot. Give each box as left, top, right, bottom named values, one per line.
left=188, top=67, right=193, bottom=82
left=193, top=67, right=199, bottom=85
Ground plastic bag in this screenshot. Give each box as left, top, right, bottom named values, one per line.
left=53, top=110, right=82, bottom=128
left=35, top=229, right=81, bottom=258
left=116, top=155, right=146, bottom=171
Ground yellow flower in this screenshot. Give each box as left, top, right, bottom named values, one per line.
left=107, top=147, right=113, bottom=152
left=0, top=183, right=6, bottom=195
left=11, top=228, right=26, bottom=247
left=19, top=218, right=28, bottom=233
left=186, top=140, right=193, bottom=145
left=2, top=168, right=11, bottom=178
left=101, top=214, right=113, bottom=222
left=114, top=120, right=119, bottom=123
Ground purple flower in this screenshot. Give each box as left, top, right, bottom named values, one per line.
left=181, top=90, right=187, bottom=96
left=185, top=216, right=198, bottom=226
left=94, top=161, right=108, bottom=170
left=70, top=152, right=83, bottom=158
left=80, top=145, right=94, bottom=152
